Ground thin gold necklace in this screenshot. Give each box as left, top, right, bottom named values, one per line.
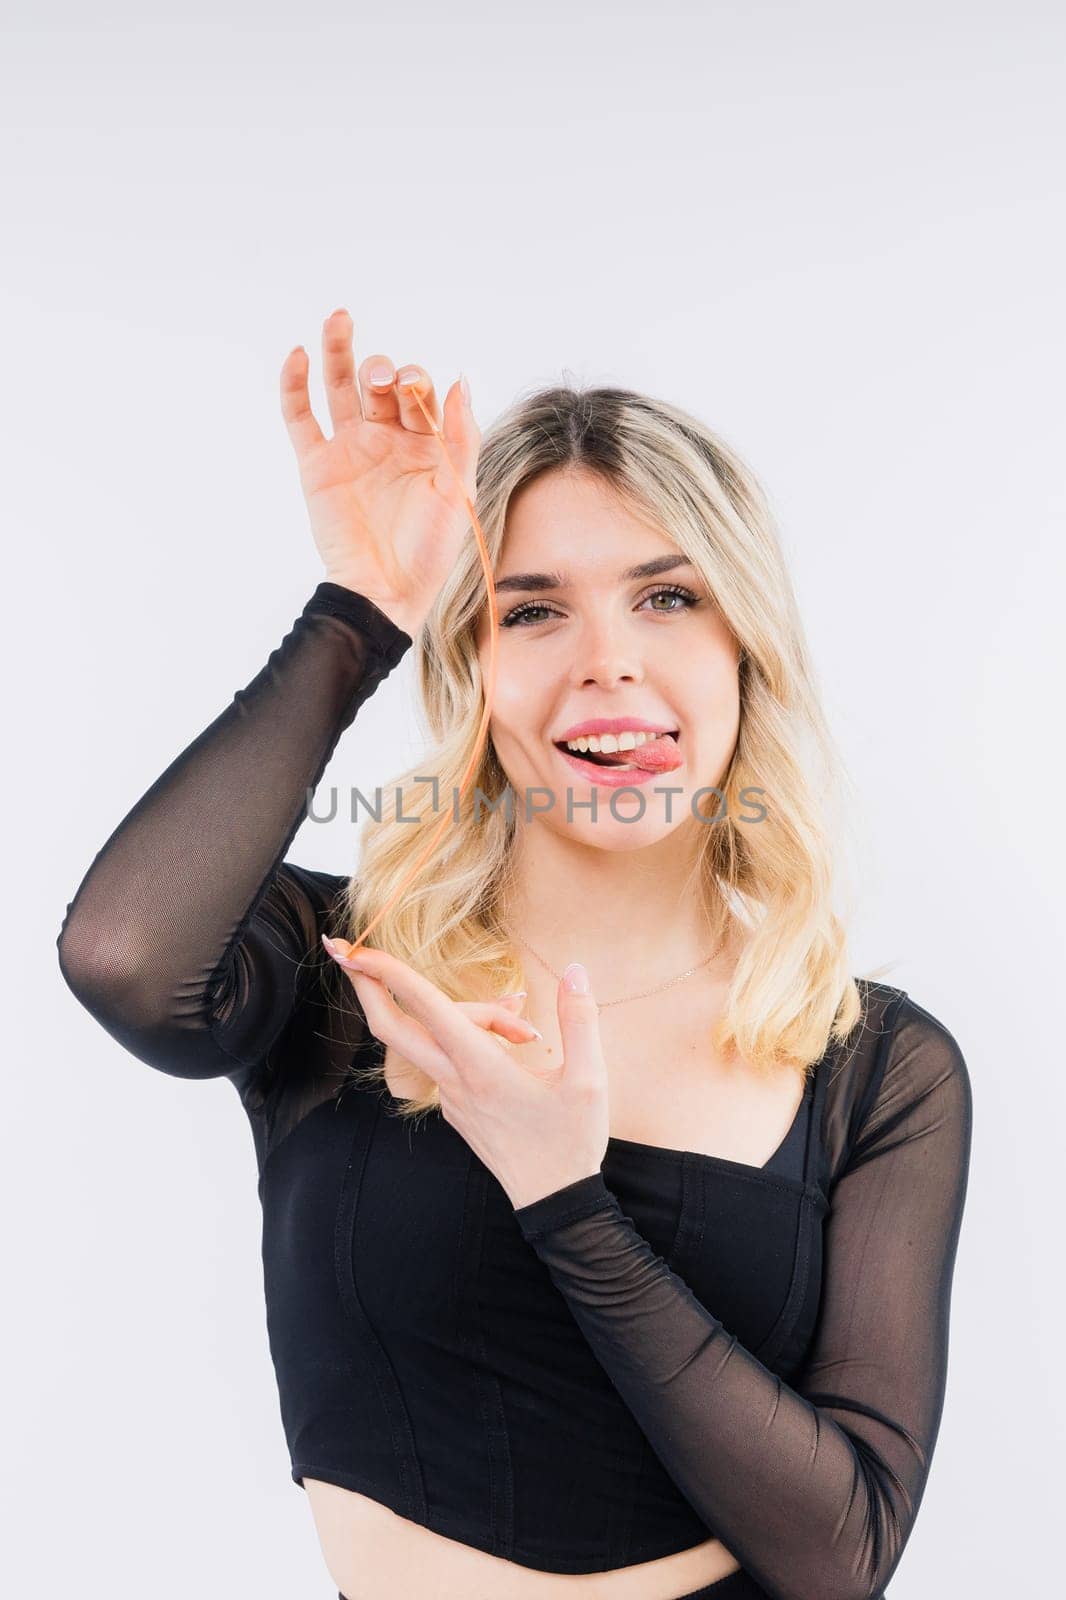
left=506, top=926, right=723, bottom=1008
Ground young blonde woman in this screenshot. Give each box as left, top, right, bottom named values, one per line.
left=57, top=308, right=972, bottom=1600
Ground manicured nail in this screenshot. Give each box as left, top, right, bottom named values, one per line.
left=322, top=934, right=366, bottom=969
left=459, top=372, right=471, bottom=406
left=524, top=1023, right=543, bottom=1039
left=501, top=989, right=528, bottom=999
left=369, top=363, right=393, bottom=386
left=563, top=962, right=590, bottom=994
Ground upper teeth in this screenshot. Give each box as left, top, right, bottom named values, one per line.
left=562, top=731, right=667, bottom=753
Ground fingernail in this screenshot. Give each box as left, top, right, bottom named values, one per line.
left=398, top=369, right=421, bottom=388
left=562, top=962, right=590, bottom=994
left=524, top=1024, right=543, bottom=1039
left=501, top=989, right=528, bottom=999
left=370, top=363, right=393, bottom=386
left=459, top=372, right=471, bottom=406
left=322, top=934, right=365, bottom=969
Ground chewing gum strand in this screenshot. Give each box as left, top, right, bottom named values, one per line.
left=347, top=384, right=499, bottom=955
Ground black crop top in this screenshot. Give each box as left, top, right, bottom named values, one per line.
left=56, top=583, right=973, bottom=1600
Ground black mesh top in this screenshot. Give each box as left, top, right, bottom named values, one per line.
left=56, top=582, right=973, bottom=1600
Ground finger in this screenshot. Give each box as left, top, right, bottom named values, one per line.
left=358, top=353, right=400, bottom=424
left=461, top=1001, right=542, bottom=1043
left=440, top=374, right=480, bottom=499
left=280, top=346, right=327, bottom=460
left=344, top=967, right=455, bottom=1085
left=321, top=307, right=362, bottom=432
left=324, top=939, right=448, bottom=1065
left=556, top=964, right=606, bottom=1093
left=394, top=365, right=441, bottom=434
left=326, top=942, right=477, bottom=1062
left=489, top=1017, right=541, bottom=1042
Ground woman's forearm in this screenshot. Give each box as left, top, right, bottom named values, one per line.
left=513, top=1000, right=972, bottom=1600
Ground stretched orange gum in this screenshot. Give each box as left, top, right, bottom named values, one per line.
left=346, top=381, right=499, bottom=956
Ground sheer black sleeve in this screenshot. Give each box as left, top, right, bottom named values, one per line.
left=56, top=582, right=413, bottom=1094
left=512, top=993, right=973, bottom=1600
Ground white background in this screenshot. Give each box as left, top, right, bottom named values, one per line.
left=5, top=2, right=1064, bottom=1594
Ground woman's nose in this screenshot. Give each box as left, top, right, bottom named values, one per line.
left=570, top=632, right=644, bottom=687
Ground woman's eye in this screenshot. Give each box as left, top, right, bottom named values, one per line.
left=501, top=600, right=557, bottom=627
left=501, top=585, right=702, bottom=628
left=643, top=584, right=701, bottom=613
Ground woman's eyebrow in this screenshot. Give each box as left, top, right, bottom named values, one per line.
left=493, top=554, right=696, bottom=595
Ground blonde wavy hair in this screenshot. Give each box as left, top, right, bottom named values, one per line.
left=320, top=382, right=882, bottom=1121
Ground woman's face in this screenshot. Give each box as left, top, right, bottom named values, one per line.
left=474, top=467, right=742, bottom=854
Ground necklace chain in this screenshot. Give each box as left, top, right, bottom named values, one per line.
left=505, top=926, right=723, bottom=1008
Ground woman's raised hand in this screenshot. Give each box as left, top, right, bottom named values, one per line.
left=280, top=308, right=481, bottom=638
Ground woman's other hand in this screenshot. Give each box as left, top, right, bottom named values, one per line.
left=365, top=984, right=540, bottom=1106
left=322, top=938, right=609, bottom=1210
left=280, top=309, right=480, bottom=638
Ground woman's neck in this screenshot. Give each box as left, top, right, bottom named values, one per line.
left=500, top=828, right=729, bottom=989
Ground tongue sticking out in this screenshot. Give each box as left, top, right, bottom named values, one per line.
left=582, top=734, right=683, bottom=773
left=632, top=734, right=683, bottom=772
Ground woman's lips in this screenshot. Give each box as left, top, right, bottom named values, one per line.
left=553, top=733, right=683, bottom=787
